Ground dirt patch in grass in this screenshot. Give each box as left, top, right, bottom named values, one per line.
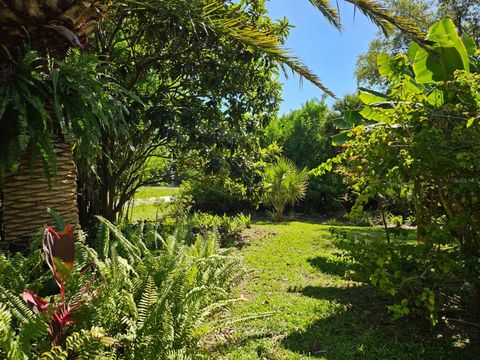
left=240, top=227, right=278, bottom=246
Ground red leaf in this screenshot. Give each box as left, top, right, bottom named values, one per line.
left=21, top=290, right=49, bottom=314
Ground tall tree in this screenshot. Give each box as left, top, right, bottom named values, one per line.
left=78, top=0, right=285, bottom=223
left=0, top=0, right=434, bottom=244
left=0, top=1, right=114, bottom=247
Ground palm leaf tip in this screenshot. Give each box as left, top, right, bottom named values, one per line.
left=309, top=0, right=342, bottom=30
left=345, top=0, right=430, bottom=46
left=202, top=2, right=336, bottom=97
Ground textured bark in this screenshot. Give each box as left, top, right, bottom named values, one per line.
left=3, top=139, right=79, bottom=247
left=0, top=1, right=104, bottom=58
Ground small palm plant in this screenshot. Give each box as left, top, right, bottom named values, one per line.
left=263, top=157, right=308, bottom=221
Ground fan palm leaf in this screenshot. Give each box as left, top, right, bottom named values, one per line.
left=263, top=157, right=308, bottom=221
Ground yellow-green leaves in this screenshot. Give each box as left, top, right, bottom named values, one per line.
left=426, top=88, right=444, bottom=107
left=358, top=88, right=389, bottom=105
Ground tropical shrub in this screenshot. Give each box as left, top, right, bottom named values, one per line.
left=138, top=201, right=252, bottom=248
left=180, top=176, right=252, bottom=214
left=262, top=157, right=308, bottom=221
left=178, top=143, right=282, bottom=215
left=331, top=228, right=462, bottom=324
left=182, top=212, right=251, bottom=248
left=0, top=213, right=245, bottom=359
left=318, top=18, right=480, bottom=324
left=263, top=99, right=348, bottom=213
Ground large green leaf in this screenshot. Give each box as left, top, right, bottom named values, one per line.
left=333, top=110, right=364, bottom=130
left=331, top=131, right=352, bottom=146
left=358, top=88, right=389, bottom=105
left=377, top=53, right=392, bottom=77
left=462, top=34, right=477, bottom=56
left=412, top=18, right=469, bottom=84
left=426, top=88, right=444, bottom=107
left=408, top=42, right=421, bottom=62
left=360, top=106, right=393, bottom=123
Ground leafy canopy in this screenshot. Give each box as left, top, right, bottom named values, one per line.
left=319, top=18, right=480, bottom=324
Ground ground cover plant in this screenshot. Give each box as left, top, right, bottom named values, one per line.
left=0, top=213, right=245, bottom=359
left=214, top=221, right=479, bottom=359
left=126, top=192, right=252, bottom=248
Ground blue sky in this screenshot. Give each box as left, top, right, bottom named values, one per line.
left=266, top=0, right=379, bottom=114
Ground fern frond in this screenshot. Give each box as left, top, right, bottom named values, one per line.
left=17, top=314, right=49, bottom=356
left=65, top=326, right=112, bottom=354
left=0, top=286, right=34, bottom=325
left=0, top=303, right=27, bottom=360
left=39, top=345, right=68, bottom=360
left=136, top=276, right=158, bottom=327
left=95, top=216, right=144, bottom=262
left=95, top=223, right=110, bottom=260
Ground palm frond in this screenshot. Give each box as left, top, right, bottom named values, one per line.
left=204, top=3, right=336, bottom=97
left=263, top=157, right=309, bottom=220
left=344, top=0, right=430, bottom=46
left=309, top=0, right=342, bottom=30
left=127, top=0, right=335, bottom=97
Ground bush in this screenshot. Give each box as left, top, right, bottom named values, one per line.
left=263, top=98, right=348, bottom=214
left=319, top=19, right=480, bottom=325
left=331, top=227, right=474, bottom=325
left=262, top=157, right=308, bottom=221
left=133, top=194, right=251, bottom=248
left=0, top=214, right=245, bottom=359
left=180, top=177, right=252, bottom=214
left=154, top=212, right=251, bottom=248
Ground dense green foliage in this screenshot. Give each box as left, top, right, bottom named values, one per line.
left=0, top=216, right=244, bottom=359
left=264, top=99, right=347, bottom=213
left=78, top=0, right=288, bottom=223
left=0, top=51, right=127, bottom=181
left=179, top=143, right=281, bottom=214
left=319, top=18, right=480, bottom=324
left=130, top=194, right=252, bottom=248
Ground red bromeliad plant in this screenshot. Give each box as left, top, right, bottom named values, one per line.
left=21, top=224, right=92, bottom=345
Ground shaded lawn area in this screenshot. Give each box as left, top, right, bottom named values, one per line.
left=212, top=221, right=478, bottom=359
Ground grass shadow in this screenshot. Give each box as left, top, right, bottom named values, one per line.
left=282, top=284, right=480, bottom=359
left=307, top=256, right=349, bottom=277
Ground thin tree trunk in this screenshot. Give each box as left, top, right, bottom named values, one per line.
left=2, top=139, right=79, bottom=249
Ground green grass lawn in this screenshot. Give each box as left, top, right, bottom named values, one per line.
left=212, top=221, right=478, bottom=359
left=134, top=186, right=179, bottom=199
left=127, top=186, right=179, bottom=222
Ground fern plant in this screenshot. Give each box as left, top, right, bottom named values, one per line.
left=0, top=50, right=128, bottom=181
left=1, top=212, right=245, bottom=359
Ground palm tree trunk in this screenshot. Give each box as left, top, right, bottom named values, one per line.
left=2, top=138, right=79, bottom=249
